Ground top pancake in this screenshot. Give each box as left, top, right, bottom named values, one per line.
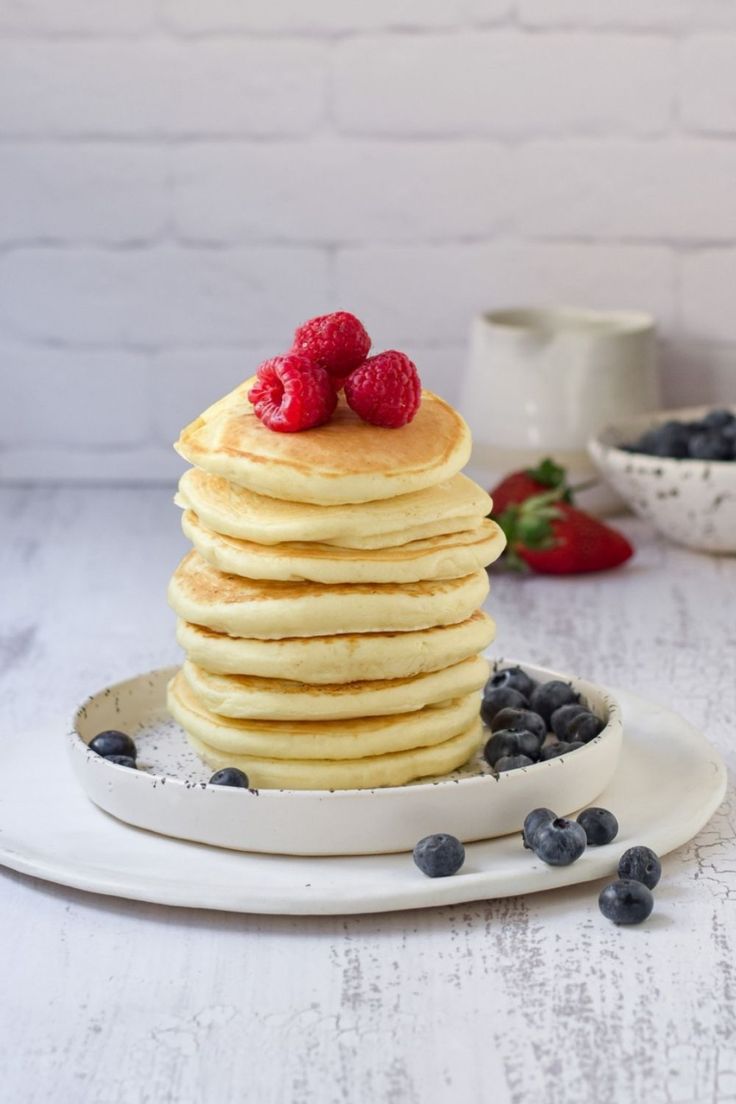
left=175, top=380, right=472, bottom=505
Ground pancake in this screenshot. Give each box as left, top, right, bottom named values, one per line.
left=182, top=655, right=488, bottom=721
left=168, top=669, right=480, bottom=759
left=168, top=550, right=491, bottom=638
left=176, top=610, right=495, bottom=683
left=178, top=714, right=483, bottom=790
left=181, top=509, right=505, bottom=584
left=175, top=380, right=472, bottom=505
left=176, top=467, right=492, bottom=549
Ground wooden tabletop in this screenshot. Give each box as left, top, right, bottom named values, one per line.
left=2, top=485, right=734, bottom=1104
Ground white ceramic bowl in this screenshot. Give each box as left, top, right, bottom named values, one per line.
left=68, top=660, right=623, bottom=856
left=589, top=405, right=736, bottom=554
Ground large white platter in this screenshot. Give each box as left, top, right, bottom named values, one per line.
left=66, top=662, right=622, bottom=856
left=0, top=678, right=725, bottom=915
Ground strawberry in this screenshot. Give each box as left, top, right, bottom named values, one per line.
left=497, top=489, right=634, bottom=575
left=490, top=457, right=570, bottom=516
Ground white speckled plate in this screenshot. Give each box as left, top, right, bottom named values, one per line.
left=64, top=662, right=622, bottom=857
left=0, top=674, right=726, bottom=914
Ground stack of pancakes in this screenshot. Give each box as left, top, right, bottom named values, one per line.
left=167, top=379, right=506, bottom=789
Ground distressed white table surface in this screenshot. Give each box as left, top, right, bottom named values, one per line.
left=1, top=486, right=734, bottom=1104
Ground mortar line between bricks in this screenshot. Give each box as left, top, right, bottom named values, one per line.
left=1, top=133, right=735, bottom=149
left=0, top=236, right=725, bottom=254
left=3, top=232, right=735, bottom=251
left=4, top=127, right=721, bottom=144
left=0, top=338, right=470, bottom=354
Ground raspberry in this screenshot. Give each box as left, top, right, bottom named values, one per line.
left=248, top=354, right=337, bottom=433
left=291, top=311, right=371, bottom=378
left=344, top=351, right=422, bottom=428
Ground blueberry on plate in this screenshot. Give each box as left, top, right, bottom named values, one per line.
left=89, top=730, right=137, bottom=760
left=599, top=879, right=654, bottom=925
left=486, top=665, right=537, bottom=700
left=522, top=807, right=555, bottom=850
left=495, top=754, right=534, bottom=772
left=104, top=754, right=137, bottom=769
left=577, top=807, right=618, bottom=846
left=530, top=681, right=579, bottom=725
left=490, top=707, right=546, bottom=746
left=618, top=845, right=662, bottom=889
left=566, top=710, right=606, bottom=744
left=480, top=686, right=528, bottom=726
left=483, top=729, right=540, bottom=767
left=209, top=767, right=249, bottom=788
left=550, top=702, right=588, bottom=740
left=538, top=740, right=583, bottom=760
left=688, top=429, right=732, bottom=461
left=413, top=833, right=465, bottom=878
left=532, top=817, right=587, bottom=866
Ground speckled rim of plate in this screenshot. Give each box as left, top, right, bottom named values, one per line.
left=65, top=659, right=623, bottom=856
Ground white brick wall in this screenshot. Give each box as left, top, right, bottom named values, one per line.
left=1, top=3, right=735, bottom=481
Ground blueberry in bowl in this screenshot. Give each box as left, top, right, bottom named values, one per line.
left=589, top=405, right=736, bottom=553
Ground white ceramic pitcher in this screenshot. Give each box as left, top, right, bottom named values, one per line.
left=459, top=306, right=660, bottom=515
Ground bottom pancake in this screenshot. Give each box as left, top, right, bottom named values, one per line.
left=170, top=684, right=483, bottom=790
left=168, top=669, right=480, bottom=759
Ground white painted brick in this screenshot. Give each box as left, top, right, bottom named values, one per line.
left=0, top=0, right=155, bottom=34
left=150, top=347, right=275, bottom=445
left=660, top=341, right=736, bottom=407
left=0, top=40, right=325, bottom=137
left=161, top=0, right=509, bottom=34
left=0, top=446, right=181, bottom=483
left=336, top=243, right=675, bottom=345
left=333, top=32, right=674, bottom=137
left=519, top=0, right=736, bottom=30
left=0, top=145, right=167, bottom=244
left=0, top=247, right=330, bottom=345
left=680, top=36, right=736, bottom=134
left=0, top=346, right=150, bottom=447
left=400, top=346, right=466, bottom=406
left=680, top=251, right=736, bottom=343
left=515, top=140, right=736, bottom=241
left=172, top=140, right=512, bottom=244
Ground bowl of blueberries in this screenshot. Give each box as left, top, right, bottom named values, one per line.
left=588, top=405, right=736, bottom=553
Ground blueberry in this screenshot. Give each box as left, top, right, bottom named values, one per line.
left=483, top=729, right=540, bottom=767
left=634, top=421, right=691, bottom=459
left=209, top=767, right=249, bottom=788
left=598, top=879, right=654, bottom=925
left=480, top=686, right=528, bottom=726
left=490, top=707, right=546, bottom=746
left=487, top=665, right=537, bottom=700
left=495, top=754, right=534, bottom=772
left=577, top=807, right=619, bottom=846
left=522, top=807, right=555, bottom=850
left=618, top=845, right=662, bottom=889
left=567, top=710, right=606, bottom=744
left=530, top=681, right=579, bottom=725
left=701, top=408, right=735, bottom=430
left=89, top=730, right=137, bottom=760
left=532, top=817, right=587, bottom=866
left=550, top=703, right=588, bottom=740
left=538, top=740, right=583, bottom=760
left=105, top=755, right=137, bottom=769
left=688, top=429, right=732, bottom=461
left=413, top=833, right=465, bottom=878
